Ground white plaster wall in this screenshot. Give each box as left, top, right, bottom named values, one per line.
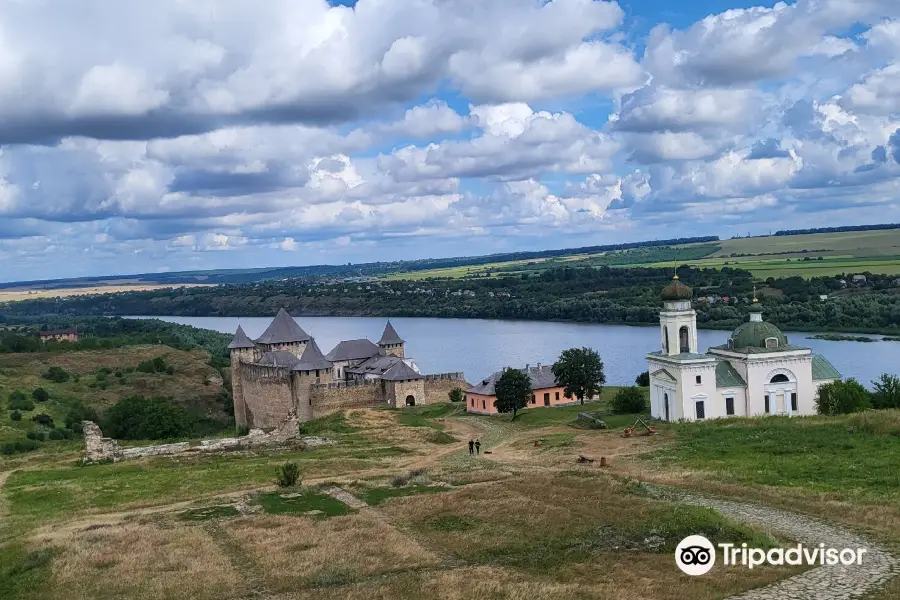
left=659, top=309, right=699, bottom=355
left=744, top=354, right=814, bottom=416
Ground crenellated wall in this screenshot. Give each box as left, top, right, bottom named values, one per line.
left=423, top=373, right=468, bottom=405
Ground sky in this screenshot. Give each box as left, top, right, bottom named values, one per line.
left=2, top=0, right=900, bottom=281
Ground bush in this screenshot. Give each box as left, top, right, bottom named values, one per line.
left=635, top=371, right=650, bottom=387
left=276, top=461, right=300, bottom=487
left=26, top=430, right=44, bottom=441
left=10, top=410, right=22, bottom=421
left=8, top=391, right=35, bottom=412
left=65, top=402, right=100, bottom=430
left=103, top=395, right=192, bottom=440
left=42, top=366, right=70, bottom=383
left=165, top=365, right=176, bottom=375
left=236, top=425, right=250, bottom=437
left=612, top=387, right=646, bottom=414
left=872, top=373, right=900, bottom=410
left=32, top=414, right=54, bottom=427
left=816, top=379, right=872, bottom=415
left=137, top=356, right=170, bottom=374
left=1, top=439, right=41, bottom=455
left=32, top=388, right=50, bottom=403
left=48, top=429, right=65, bottom=440
left=448, top=387, right=464, bottom=403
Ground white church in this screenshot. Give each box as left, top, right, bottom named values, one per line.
left=647, top=276, right=842, bottom=421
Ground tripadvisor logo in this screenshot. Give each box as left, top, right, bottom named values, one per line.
left=675, top=535, right=868, bottom=576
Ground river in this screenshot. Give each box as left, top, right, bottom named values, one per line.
left=138, top=316, right=898, bottom=387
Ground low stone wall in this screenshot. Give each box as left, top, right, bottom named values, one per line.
left=424, top=373, right=469, bottom=404
left=81, top=417, right=333, bottom=464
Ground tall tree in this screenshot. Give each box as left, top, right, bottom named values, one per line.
left=872, top=373, right=900, bottom=409
left=552, top=347, right=605, bottom=405
left=494, top=368, right=532, bottom=421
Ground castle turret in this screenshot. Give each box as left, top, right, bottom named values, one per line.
left=659, top=275, right=697, bottom=356
left=378, top=320, right=405, bottom=358
left=291, top=337, right=333, bottom=420
left=227, top=325, right=256, bottom=428
left=255, top=308, right=310, bottom=356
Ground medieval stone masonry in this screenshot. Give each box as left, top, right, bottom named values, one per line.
left=229, top=309, right=467, bottom=428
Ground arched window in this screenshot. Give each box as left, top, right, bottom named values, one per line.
left=770, top=374, right=790, bottom=383
left=663, top=393, right=670, bottom=421
left=664, top=326, right=670, bottom=353
left=679, top=326, right=690, bottom=353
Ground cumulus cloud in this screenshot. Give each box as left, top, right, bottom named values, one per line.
left=3, top=0, right=900, bottom=279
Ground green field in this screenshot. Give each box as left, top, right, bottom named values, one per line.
left=382, top=229, right=900, bottom=280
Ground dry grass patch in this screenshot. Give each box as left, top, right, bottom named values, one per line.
left=226, top=513, right=440, bottom=592
left=50, top=521, right=244, bottom=600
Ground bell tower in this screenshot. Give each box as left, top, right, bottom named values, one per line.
left=658, top=274, right=698, bottom=356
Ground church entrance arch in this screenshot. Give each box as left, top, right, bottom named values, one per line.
left=405, top=394, right=416, bottom=407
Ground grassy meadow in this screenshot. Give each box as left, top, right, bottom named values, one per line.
left=2, top=399, right=899, bottom=599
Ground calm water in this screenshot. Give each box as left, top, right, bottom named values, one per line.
left=138, top=316, right=899, bottom=387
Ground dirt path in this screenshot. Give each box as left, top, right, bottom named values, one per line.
left=651, top=487, right=898, bottom=600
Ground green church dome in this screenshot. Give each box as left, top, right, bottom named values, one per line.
left=730, top=320, right=787, bottom=350
left=660, top=277, right=693, bottom=301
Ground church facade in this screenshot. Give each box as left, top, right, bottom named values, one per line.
left=647, top=277, right=841, bottom=422
left=229, top=309, right=466, bottom=428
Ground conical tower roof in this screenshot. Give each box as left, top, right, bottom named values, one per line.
left=227, top=325, right=256, bottom=350
left=293, top=337, right=332, bottom=371
left=378, top=320, right=404, bottom=345
left=256, top=308, right=310, bottom=345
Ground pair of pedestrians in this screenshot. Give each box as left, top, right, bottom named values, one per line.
left=467, top=439, right=481, bottom=455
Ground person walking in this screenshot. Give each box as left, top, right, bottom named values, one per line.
left=468, top=439, right=474, bottom=455
left=475, top=439, right=481, bottom=455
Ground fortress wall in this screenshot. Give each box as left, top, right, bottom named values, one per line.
left=230, top=352, right=248, bottom=428
left=423, top=373, right=468, bottom=404
left=240, top=362, right=295, bottom=428
left=310, top=380, right=384, bottom=418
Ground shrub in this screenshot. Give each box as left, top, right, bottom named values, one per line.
left=612, top=386, right=646, bottom=414
left=32, top=414, right=54, bottom=427
left=96, top=371, right=107, bottom=382
left=1, top=439, right=41, bottom=455
left=165, top=365, right=176, bottom=375
left=448, top=387, right=464, bottom=403
left=65, top=403, right=100, bottom=430
left=48, top=429, right=65, bottom=440
left=236, top=425, right=250, bottom=437
left=276, top=461, right=301, bottom=487
left=26, top=430, right=44, bottom=441
left=32, top=388, right=50, bottom=403
left=42, top=366, right=70, bottom=383
left=8, top=391, right=35, bottom=412
left=103, top=395, right=192, bottom=440
left=816, top=379, right=872, bottom=415
left=10, top=410, right=22, bottom=421
left=635, top=371, right=650, bottom=387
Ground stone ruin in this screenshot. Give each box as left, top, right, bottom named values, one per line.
left=81, top=416, right=334, bottom=464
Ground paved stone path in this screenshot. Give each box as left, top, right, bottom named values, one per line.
left=650, top=487, right=898, bottom=600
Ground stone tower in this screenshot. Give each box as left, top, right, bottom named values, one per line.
left=255, top=307, right=311, bottom=356
left=290, top=337, right=333, bottom=420
left=658, top=275, right=698, bottom=356
left=378, top=321, right=405, bottom=358
left=227, top=325, right=256, bottom=428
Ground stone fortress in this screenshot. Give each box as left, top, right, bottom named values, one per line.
left=229, top=309, right=467, bottom=428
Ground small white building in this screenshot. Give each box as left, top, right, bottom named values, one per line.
left=647, top=277, right=841, bottom=422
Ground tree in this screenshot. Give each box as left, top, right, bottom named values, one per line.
left=448, top=387, right=464, bottom=403
left=816, top=379, right=871, bottom=415
left=32, top=388, right=49, bottom=403
left=612, top=387, right=646, bottom=414
left=494, top=368, right=532, bottom=420
left=42, top=366, right=70, bottom=383
left=8, top=391, right=34, bottom=412
left=635, top=371, right=650, bottom=387
left=103, top=395, right=192, bottom=440
left=551, top=347, right=605, bottom=405
left=872, top=373, right=900, bottom=409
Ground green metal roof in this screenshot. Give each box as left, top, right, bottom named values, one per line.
left=812, top=354, right=842, bottom=381
left=729, top=320, right=788, bottom=350
left=660, top=277, right=693, bottom=301
left=715, top=360, right=746, bottom=388
left=647, top=351, right=715, bottom=362
left=710, top=343, right=810, bottom=354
